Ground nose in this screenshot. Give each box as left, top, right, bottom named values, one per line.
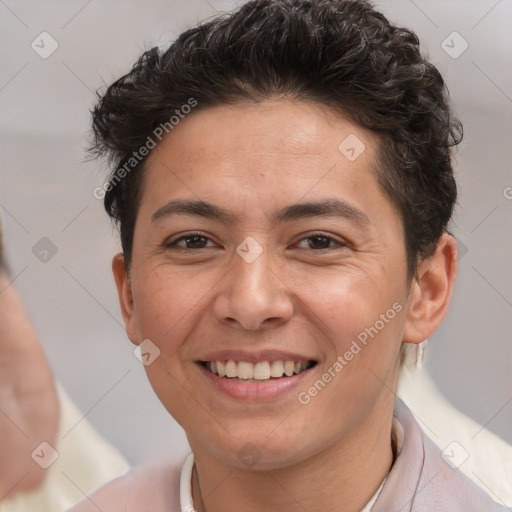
left=212, top=248, right=294, bottom=331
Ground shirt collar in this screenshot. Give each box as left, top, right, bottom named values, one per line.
left=179, top=417, right=402, bottom=512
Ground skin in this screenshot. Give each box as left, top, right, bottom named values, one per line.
left=0, top=267, right=60, bottom=498
left=113, top=100, right=457, bottom=512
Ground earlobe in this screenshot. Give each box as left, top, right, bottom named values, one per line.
left=112, top=253, right=139, bottom=345
left=402, top=234, right=458, bottom=344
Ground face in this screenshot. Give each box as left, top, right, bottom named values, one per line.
left=114, top=100, right=422, bottom=470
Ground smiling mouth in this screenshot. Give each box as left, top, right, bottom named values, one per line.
left=199, top=360, right=317, bottom=382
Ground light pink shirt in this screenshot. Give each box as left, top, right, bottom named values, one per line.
left=69, top=400, right=507, bottom=511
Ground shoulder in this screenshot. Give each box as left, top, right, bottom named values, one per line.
left=419, top=431, right=508, bottom=511
left=393, top=400, right=508, bottom=511
left=398, top=367, right=512, bottom=505
left=67, top=458, right=184, bottom=512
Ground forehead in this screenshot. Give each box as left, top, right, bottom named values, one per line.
left=139, top=100, right=390, bottom=226
left=150, top=100, right=376, bottom=166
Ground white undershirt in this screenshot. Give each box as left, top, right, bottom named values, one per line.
left=180, top=417, right=403, bottom=512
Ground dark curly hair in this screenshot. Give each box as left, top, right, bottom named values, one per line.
left=91, top=0, right=462, bottom=276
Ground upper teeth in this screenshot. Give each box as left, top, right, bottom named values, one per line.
left=205, top=360, right=311, bottom=380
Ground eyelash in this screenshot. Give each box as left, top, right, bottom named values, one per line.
left=166, top=232, right=347, bottom=251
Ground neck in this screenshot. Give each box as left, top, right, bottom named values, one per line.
left=189, top=406, right=394, bottom=512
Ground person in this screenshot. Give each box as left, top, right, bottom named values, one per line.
left=0, top=218, right=129, bottom=512
left=69, top=0, right=509, bottom=510
left=0, top=217, right=60, bottom=501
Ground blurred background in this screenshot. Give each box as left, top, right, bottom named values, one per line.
left=0, top=0, right=511, bottom=465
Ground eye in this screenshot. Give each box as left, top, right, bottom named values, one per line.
left=165, top=232, right=346, bottom=251
left=295, top=233, right=346, bottom=250
left=166, top=233, right=216, bottom=250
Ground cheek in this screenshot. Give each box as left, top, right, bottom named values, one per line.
left=130, top=269, right=203, bottom=423
left=132, top=265, right=206, bottom=340
left=299, top=268, right=405, bottom=350
left=298, top=267, right=408, bottom=408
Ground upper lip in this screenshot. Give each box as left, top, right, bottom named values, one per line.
left=197, top=349, right=317, bottom=364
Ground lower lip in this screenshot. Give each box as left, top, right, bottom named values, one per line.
left=196, top=363, right=314, bottom=401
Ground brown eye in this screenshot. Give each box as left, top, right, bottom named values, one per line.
left=182, top=235, right=208, bottom=248
left=307, top=236, right=332, bottom=249
left=296, top=233, right=345, bottom=250
left=167, top=233, right=214, bottom=249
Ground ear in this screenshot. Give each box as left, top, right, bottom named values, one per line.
left=402, top=233, right=458, bottom=344
left=112, top=253, right=139, bottom=346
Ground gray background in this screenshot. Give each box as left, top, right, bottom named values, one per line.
left=0, top=0, right=511, bottom=465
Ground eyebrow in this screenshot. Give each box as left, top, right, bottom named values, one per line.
left=151, top=198, right=370, bottom=226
